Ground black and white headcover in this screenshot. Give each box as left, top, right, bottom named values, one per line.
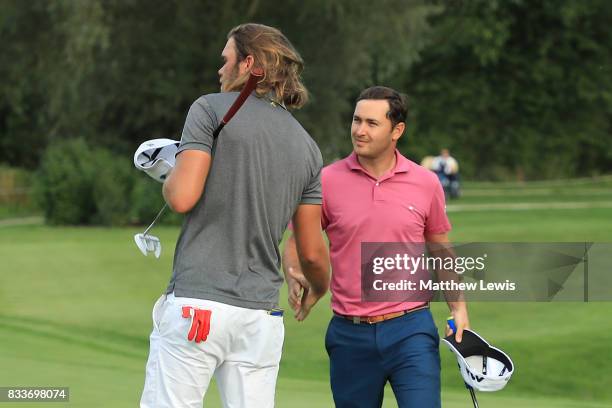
left=133, top=138, right=180, bottom=183
left=442, top=329, right=514, bottom=392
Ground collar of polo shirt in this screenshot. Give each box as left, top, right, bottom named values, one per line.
left=346, top=149, right=412, bottom=181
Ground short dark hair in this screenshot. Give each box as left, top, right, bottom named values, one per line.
left=356, top=86, right=407, bottom=128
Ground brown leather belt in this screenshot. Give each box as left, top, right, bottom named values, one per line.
left=335, top=304, right=429, bottom=324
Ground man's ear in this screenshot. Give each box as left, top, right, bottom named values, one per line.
left=241, top=55, right=255, bottom=72
left=392, top=122, right=406, bottom=142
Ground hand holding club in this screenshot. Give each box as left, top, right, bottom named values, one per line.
left=446, top=305, right=471, bottom=343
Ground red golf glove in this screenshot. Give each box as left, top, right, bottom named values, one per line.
left=182, top=306, right=212, bottom=343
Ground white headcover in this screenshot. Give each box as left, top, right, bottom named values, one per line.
left=441, top=329, right=514, bottom=392
left=133, top=138, right=180, bottom=183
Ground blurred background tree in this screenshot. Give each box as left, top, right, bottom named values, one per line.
left=402, top=0, right=612, bottom=179
left=1, top=0, right=611, bottom=219
left=0, top=0, right=435, bottom=167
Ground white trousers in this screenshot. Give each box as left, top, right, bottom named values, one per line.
left=140, top=293, right=284, bottom=408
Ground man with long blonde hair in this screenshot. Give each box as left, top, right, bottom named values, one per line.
left=140, top=23, right=330, bottom=408
left=221, top=24, right=309, bottom=109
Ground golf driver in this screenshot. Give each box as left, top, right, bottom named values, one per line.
left=133, top=67, right=265, bottom=257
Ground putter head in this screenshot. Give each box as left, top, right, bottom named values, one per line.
left=134, top=233, right=162, bottom=258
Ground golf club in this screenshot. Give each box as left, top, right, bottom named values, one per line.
left=448, top=317, right=479, bottom=408
left=134, top=67, right=265, bottom=257
left=134, top=203, right=168, bottom=258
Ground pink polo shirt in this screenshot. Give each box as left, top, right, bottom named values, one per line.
left=322, top=150, right=451, bottom=316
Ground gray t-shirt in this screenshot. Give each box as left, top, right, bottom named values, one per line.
left=166, top=92, right=323, bottom=310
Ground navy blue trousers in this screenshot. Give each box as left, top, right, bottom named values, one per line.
left=325, top=309, right=441, bottom=408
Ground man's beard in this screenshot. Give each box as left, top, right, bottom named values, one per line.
left=221, top=65, right=241, bottom=92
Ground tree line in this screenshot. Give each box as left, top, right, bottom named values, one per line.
left=1, top=0, right=611, bottom=180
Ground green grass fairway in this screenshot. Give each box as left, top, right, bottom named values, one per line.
left=1, top=179, right=612, bottom=407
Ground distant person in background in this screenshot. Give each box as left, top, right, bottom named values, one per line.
left=420, top=155, right=435, bottom=171
left=433, top=148, right=460, bottom=199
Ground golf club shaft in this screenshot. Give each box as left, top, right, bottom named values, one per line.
left=143, top=203, right=168, bottom=236
left=469, top=387, right=479, bottom=408
left=449, top=317, right=480, bottom=408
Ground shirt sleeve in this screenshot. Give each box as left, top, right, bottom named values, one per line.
left=425, top=178, right=452, bottom=234
left=286, top=195, right=327, bottom=232
left=300, top=147, right=323, bottom=205
left=177, top=97, right=218, bottom=155
left=286, top=150, right=324, bottom=232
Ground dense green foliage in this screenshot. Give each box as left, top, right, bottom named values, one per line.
left=1, top=0, right=611, bottom=181
left=402, top=0, right=612, bottom=179
left=34, top=139, right=99, bottom=225
left=33, top=138, right=181, bottom=225
left=0, top=0, right=432, bottom=165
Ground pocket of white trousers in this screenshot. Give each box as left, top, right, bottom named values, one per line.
left=266, top=314, right=285, bottom=359
left=151, top=294, right=167, bottom=332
